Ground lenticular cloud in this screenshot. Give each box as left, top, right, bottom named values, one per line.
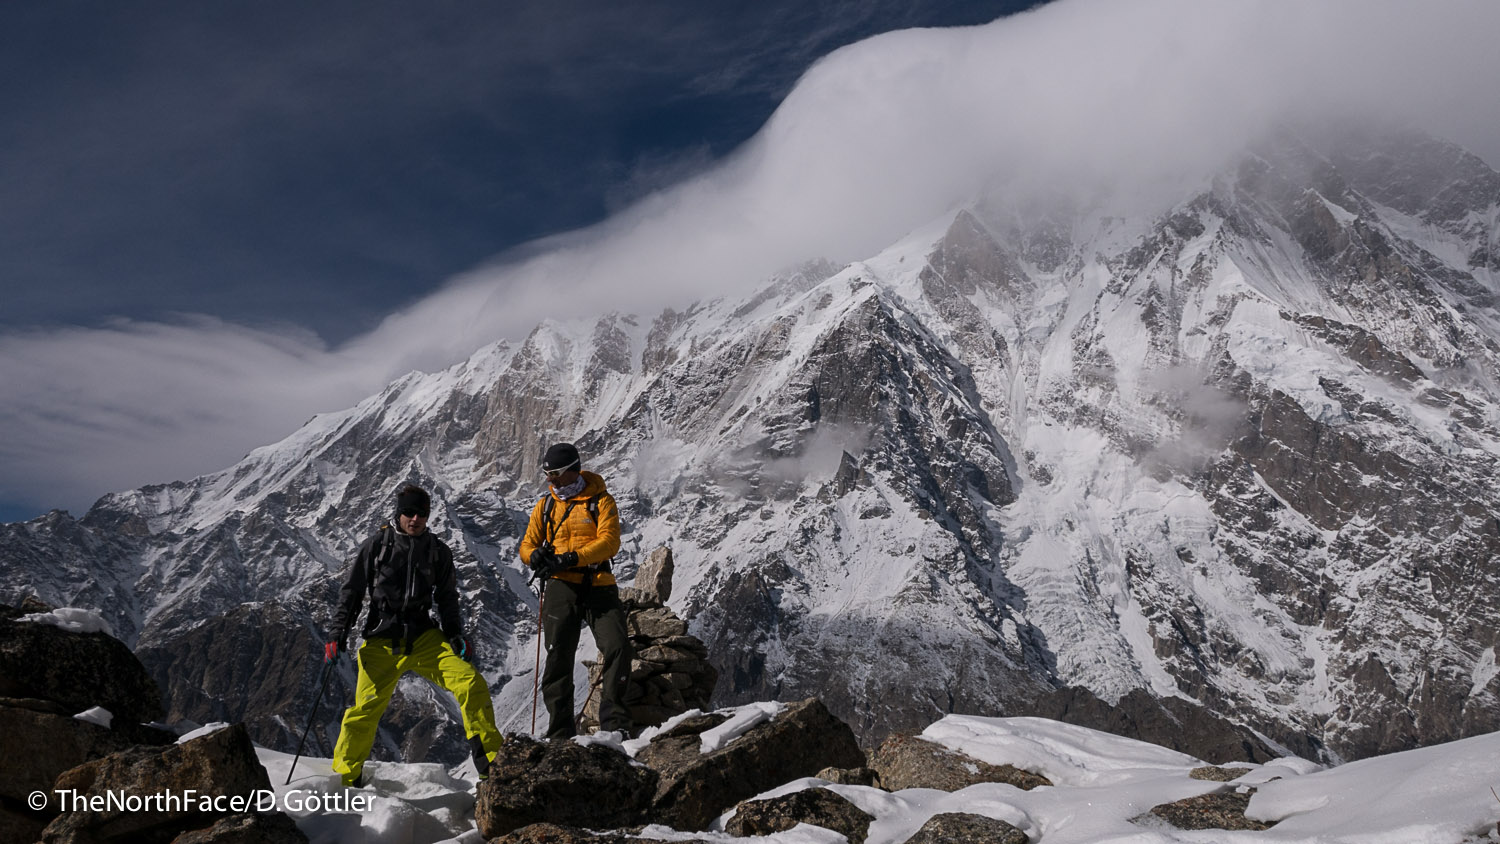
left=4, top=0, right=1499, bottom=518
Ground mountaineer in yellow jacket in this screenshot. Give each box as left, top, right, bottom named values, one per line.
left=519, top=442, right=633, bottom=739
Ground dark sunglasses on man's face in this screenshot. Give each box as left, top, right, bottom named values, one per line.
left=542, top=460, right=580, bottom=479
left=399, top=508, right=429, bottom=518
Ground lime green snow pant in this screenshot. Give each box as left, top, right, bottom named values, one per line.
left=331, top=628, right=502, bottom=786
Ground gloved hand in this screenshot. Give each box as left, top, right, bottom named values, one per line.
left=558, top=551, right=579, bottom=568
left=529, top=548, right=563, bottom=578
left=324, top=639, right=346, bottom=663
left=451, top=635, right=473, bottom=662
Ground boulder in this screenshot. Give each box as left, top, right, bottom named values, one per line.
left=40, top=723, right=279, bottom=844
left=474, top=735, right=658, bottom=840
left=0, top=805, right=50, bottom=844
left=1145, top=789, right=1275, bottom=831
left=816, top=766, right=880, bottom=787
left=625, top=546, right=674, bottom=606
left=0, top=698, right=172, bottom=806
left=870, top=734, right=1051, bottom=792
left=169, top=812, right=309, bottom=843
left=489, top=823, right=710, bottom=844
left=900, top=812, right=1029, bottom=844
left=639, top=698, right=865, bottom=831
left=1189, top=766, right=1252, bottom=782
left=725, top=787, right=875, bottom=844
left=0, top=613, right=165, bottom=724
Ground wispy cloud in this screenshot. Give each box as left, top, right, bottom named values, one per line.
left=4, top=0, right=1498, bottom=518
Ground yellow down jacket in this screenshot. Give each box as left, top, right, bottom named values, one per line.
left=518, top=471, right=621, bottom=586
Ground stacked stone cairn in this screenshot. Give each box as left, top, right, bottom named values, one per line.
left=580, top=547, right=717, bottom=734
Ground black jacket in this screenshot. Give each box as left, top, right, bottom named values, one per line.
left=332, top=526, right=463, bottom=645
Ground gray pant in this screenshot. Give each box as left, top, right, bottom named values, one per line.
left=540, top=578, right=633, bottom=738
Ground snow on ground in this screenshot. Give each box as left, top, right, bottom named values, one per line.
left=246, top=709, right=1500, bottom=844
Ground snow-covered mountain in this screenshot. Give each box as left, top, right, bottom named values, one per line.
left=4, top=124, right=1499, bottom=765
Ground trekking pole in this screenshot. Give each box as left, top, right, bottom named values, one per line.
left=531, top=584, right=546, bottom=735
left=286, top=654, right=338, bottom=785
left=577, top=671, right=603, bottom=736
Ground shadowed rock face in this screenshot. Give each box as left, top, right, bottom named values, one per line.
left=904, top=812, right=1030, bottom=844
left=41, top=723, right=288, bottom=844
left=725, top=788, right=875, bottom=844
left=0, top=612, right=164, bottom=725
left=641, top=698, right=866, bottom=832
left=475, top=736, right=658, bottom=840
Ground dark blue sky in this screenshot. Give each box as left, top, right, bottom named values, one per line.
left=2, top=0, right=1046, bottom=346
left=4, top=0, right=1497, bottom=525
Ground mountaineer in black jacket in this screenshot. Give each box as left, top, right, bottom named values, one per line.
left=326, top=484, right=501, bottom=787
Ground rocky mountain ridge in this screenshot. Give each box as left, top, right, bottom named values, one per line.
left=3, top=125, right=1499, bottom=765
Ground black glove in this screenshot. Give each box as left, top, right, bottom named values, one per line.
left=558, top=551, right=579, bottom=569
left=529, top=547, right=562, bottom=577
left=451, top=635, right=473, bottom=662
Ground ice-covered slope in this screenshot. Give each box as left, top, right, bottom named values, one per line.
left=3, top=126, right=1499, bottom=764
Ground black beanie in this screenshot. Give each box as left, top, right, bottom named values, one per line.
left=396, top=485, right=431, bottom=517
left=541, top=442, right=581, bottom=472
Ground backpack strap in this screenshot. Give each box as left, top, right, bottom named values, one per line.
left=365, top=524, right=396, bottom=603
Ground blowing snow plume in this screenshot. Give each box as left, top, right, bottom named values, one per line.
left=4, top=0, right=1499, bottom=518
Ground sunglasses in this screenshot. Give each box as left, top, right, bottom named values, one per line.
left=541, top=460, right=580, bottom=479
left=399, top=507, right=430, bottom=518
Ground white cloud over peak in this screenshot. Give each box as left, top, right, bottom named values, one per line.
left=4, top=0, right=1498, bottom=517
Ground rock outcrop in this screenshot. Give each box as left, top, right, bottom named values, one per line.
left=0, top=601, right=177, bottom=839
left=902, top=812, right=1030, bottom=844
left=477, top=697, right=868, bottom=836
left=0, top=601, right=304, bottom=844
left=0, top=605, right=165, bottom=725
left=639, top=698, right=865, bottom=831
left=475, top=735, right=658, bottom=840
left=489, top=824, right=710, bottom=844
left=725, top=787, right=874, bottom=844
left=869, top=734, right=1051, bottom=792
left=1144, top=789, right=1275, bottom=832
left=40, top=723, right=304, bottom=844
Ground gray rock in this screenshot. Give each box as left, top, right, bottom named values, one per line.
left=488, top=823, right=711, bottom=844
left=870, top=734, right=1050, bottom=792
left=169, top=812, right=310, bottom=843
left=1145, top=789, right=1275, bottom=831
left=640, top=698, right=865, bottom=831
left=817, top=766, right=881, bottom=787
left=0, top=613, right=164, bottom=724
left=41, top=723, right=280, bottom=844
left=632, top=546, right=674, bottom=605
left=627, top=608, right=688, bottom=640
left=0, top=804, right=50, bottom=844
left=474, top=735, right=658, bottom=840
left=1189, top=766, right=1252, bottom=782
left=901, top=812, right=1029, bottom=844
left=726, top=787, right=874, bottom=844
left=0, top=700, right=172, bottom=805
